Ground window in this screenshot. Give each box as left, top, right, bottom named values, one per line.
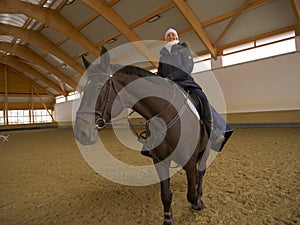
left=0, top=111, right=4, bottom=125
left=56, top=95, right=66, bottom=103
left=193, top=54, right=212, bottom=73
left=222, top=31, right=296, bottom=66
left=33, top=109, right=52, bottom=123
left=67, top=91, right=80, bottom=101
left=56, top=92, right=80, bottom=103
left=7, top=110, right=30, bottom=125
left=3, top=109, right=52, bottom=125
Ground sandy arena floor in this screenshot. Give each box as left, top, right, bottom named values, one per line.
left=0, top=127, right=299, bottom=225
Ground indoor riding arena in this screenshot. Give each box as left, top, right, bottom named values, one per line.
left=1, top=1, right=300, bottom=225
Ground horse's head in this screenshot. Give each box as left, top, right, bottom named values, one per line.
left=74, top=46, right=118, bottom=145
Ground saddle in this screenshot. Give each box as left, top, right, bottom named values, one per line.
left=189, top=93, right=205, bottom=120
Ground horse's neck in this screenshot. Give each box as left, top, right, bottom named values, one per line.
left=132, top=98, right=170, bottom=121
left=114, top=72, right=186, bottom=121
left=130, top=84, right=184, bottom=122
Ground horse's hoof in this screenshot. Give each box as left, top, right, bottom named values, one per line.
left=163, top=221, right=175, bottom=225
left=191, top=200, right=205, bottom=211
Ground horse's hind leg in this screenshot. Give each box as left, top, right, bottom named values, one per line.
left=193, top=170, right=206, bottom=211
left=185, top=163, right=205, bottom=211
left=154, top=162, right=174, bottom=225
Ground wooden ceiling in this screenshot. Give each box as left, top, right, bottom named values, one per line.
left=0, top=0, right=299, bottom=110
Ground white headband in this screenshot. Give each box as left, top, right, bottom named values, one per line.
left=165, top=28, right=179, bottom=41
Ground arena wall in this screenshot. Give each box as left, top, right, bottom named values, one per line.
left=54, top=51, right=300, bottom=125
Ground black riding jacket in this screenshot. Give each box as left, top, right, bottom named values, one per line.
left=157, top=42, right=202, bottom=90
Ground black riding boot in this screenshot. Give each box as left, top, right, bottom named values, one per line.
left=189, top=87, right=233, bottom=152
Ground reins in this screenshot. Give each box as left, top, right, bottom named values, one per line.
left=77, top=74, right=190, bottom=146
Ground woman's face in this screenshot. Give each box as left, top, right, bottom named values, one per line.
left=166, top=32, right=177, bottom=42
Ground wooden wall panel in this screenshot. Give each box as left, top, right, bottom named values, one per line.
left=0, top=64, right=54, bottom=110
left=0, top=65, right=46, bottom=95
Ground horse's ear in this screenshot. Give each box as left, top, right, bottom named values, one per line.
left=81, top=55, right=91, bottom=69
left=100, top=46, right=110, bottom=71
left=101, top=46, right=108, bottom=55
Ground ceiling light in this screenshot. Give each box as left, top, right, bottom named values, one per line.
left=106, top=38, right=116, bottom=44
left=147, top=15, right=160, bottom=23
left=66, top=0, right=75, bottom=5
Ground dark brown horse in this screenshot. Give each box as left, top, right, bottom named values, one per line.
left=74, top=47, right=209, bottom=225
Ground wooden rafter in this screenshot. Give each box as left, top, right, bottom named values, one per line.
left=0, top=24, right=85, bottom=75
left=0, top=42, right=78, bottom=91
left=172, top=0, right=218, bottom=59
left=290, top=0, right=300, bottom=35
left=0, top=102, right=54, bottom=111
left=202, top=0, right=273, bottom=28
left=74, top=0, right=273, bottom=61
left=0, top=54, right=65, bottom=95
left=0, top=0, right=100, bottom=57
left=4, top=65, right=8, bottom=125
left=214, top=0, right=251, bottom=46
left=73, top=2, right=175, bottom=59
left=81, top=0, right=159, bottom=68
left=0, top=93, right=52, bottom=98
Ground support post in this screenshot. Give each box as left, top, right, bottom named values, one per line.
left=32, top=86, right=55, bottom=122
left=4, top=65, right=8, bottom=125
left=295, top=35, right=300, bottom=51
left=211, top=56, right=223, bottom=69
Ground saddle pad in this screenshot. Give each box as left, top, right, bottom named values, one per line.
left=176, top=85, right=200, bottom=121
left=187, top=98, right=200, bottom=120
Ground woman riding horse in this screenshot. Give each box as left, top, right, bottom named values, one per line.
left=142, top=28, right=233, bottom=158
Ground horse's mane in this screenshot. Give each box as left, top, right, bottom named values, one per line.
left=115, top=65, right=156, bottom=78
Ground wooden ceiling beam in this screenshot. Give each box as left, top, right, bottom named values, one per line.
left=290, top=0, right=300, bottom=35
left=75, top=2, right=175, bottom=59
left=81, top=0, right=159, bottom=68
left=172, top=0, right=218, bottom=59
left=0, top=42, right=78, bottom=91
left=0, top=24, right=85, bottom=75
left=0, top=93, right=52, bottom=98
left=0, top=102, right=54, bottom=111
left=0, top=54, right=65, bottom=95
left=0, top=0, right=100, bottom=57
left=201, top=0, right=274, bottom=28
left=214, top=0, right=251, bottom=46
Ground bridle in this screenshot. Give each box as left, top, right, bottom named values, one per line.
left=76, top=74, right=118, bottom=130
left=76, top=74, right=189, bottom=135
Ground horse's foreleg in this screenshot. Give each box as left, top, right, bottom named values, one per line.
left=154, top=162, right=174, bottom=225
left=161, top=178, right=174, bottom=225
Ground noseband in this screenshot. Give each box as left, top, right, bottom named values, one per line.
left=76, top=75, right=117, bottom=130
left=77, top=74, right=189, bottom=136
